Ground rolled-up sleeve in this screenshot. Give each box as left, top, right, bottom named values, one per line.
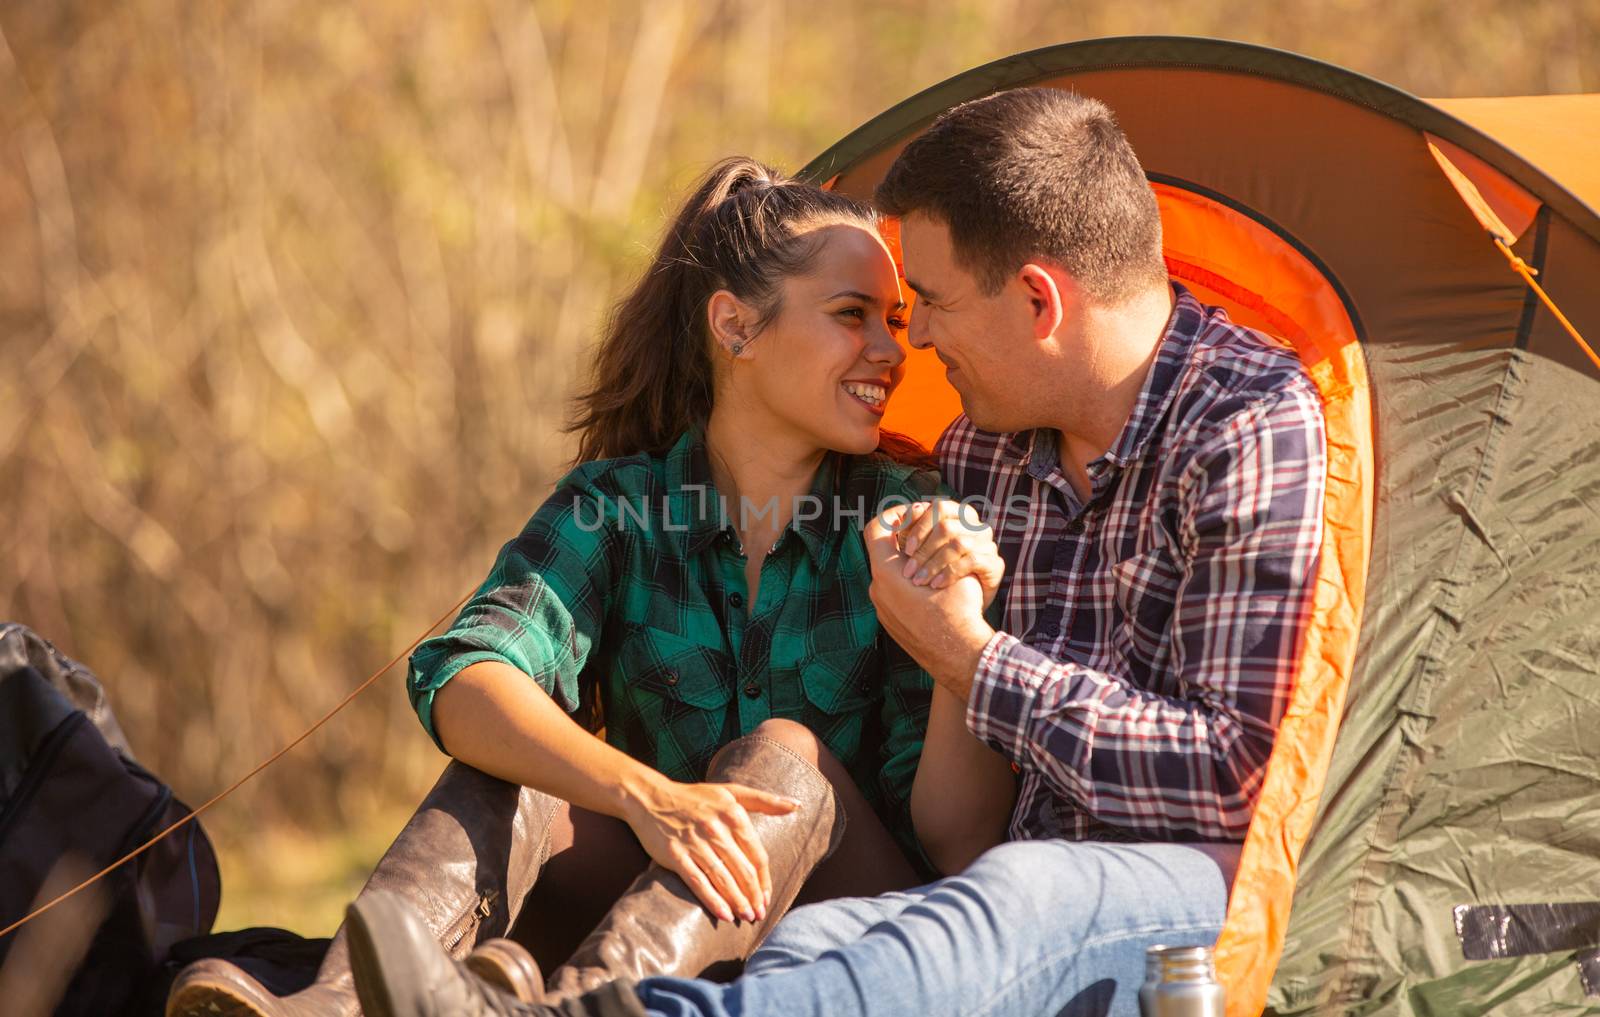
left=408, top=480, right=624, bottom=750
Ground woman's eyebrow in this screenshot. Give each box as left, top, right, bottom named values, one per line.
left=826, top=290, right=908, bottom=312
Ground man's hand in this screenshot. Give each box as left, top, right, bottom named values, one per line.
left=893, top=498, right=1004, bottom=609
left=866, top=505, right=996, bottom=701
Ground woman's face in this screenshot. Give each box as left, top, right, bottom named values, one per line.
left=729, top=223, right=909, bottom=456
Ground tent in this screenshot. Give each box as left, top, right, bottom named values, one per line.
left=801, top=37, right=1600, bottom=1017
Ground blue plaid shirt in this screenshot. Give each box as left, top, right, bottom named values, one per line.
left=938, top=284, right=1326, bottom=843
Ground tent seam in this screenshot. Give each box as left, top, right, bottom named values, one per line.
left=1329, top=340, right=1529, bottom=1009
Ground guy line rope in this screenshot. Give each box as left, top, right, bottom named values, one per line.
left=0, top=585, right=477, bottom=943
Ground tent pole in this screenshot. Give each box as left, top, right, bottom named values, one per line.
left=1492, top=236, right=1599, bottom=373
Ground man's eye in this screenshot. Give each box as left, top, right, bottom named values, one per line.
left=836, top=307, right=864, bottom=321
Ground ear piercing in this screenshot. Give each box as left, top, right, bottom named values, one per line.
left=730, top=341, right=746, bottom=356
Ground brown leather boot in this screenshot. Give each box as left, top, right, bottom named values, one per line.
left=543, top=733, right=846, bottom=1001
left=347, top=890, right=646, bottom=1017
left=165, top=761, right=560, bottom=1017
left=466, top=937, right=547, bottom=1002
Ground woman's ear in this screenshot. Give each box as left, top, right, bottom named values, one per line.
left=707, top=290, right=754, bottom=358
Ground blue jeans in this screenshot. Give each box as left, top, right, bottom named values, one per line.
left=633, top=839, right=1228, bottom=1017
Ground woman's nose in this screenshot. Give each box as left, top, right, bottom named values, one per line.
left=868, top=324, right=907, bottom=366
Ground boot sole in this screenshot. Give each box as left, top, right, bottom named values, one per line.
left=465, top=940, right=545, bottom=1003
left=166, top=981, right=274, bottom=1017
left=345, top=897, right=402, bottom=1017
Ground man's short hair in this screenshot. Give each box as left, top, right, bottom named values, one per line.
left=876, top=88, right=1168, bottom=304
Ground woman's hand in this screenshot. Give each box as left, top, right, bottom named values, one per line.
left=433, top=662, right=802, bottom=924
left=619, top=771, right=798, bottom=924
left=893, top=499, right=1004, bottom=609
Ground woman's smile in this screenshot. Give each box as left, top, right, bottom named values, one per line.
left=842, top=379, right=890, bottom=414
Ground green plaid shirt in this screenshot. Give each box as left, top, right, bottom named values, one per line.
left=409, top=427, right=941, bottom=850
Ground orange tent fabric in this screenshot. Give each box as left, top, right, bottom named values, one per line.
left=1429, top=95, right=1600, bottom=216
left=808, top=36, right=1600, bottom=1017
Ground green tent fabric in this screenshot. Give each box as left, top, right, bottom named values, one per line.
left=799, top=36, right=1600, bottom=1016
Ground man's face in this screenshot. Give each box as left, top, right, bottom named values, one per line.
left=898, top=212, right=1042, bottom=433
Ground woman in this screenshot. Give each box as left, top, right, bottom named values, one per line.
left=165, top=158, right=1014, bottom=1017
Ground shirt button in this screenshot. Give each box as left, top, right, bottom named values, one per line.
left=728, top=591, right=745, bottom=609
left=1065, top=518, right=1085, bottom=536
left=743, top=683, right=761, bottom=699
left=664, top=671, right=679, bottom=687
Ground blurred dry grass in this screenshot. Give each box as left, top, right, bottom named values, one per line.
left=1, top=0, right=1595, bottom=936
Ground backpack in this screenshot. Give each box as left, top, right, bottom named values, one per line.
left=0, top=623, right=221, bottom=1016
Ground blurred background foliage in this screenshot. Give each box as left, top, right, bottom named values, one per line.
left=1, top=0, right=1595, bottom=936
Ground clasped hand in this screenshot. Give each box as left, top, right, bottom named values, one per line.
left=864, top=499, right=1001, bottom=699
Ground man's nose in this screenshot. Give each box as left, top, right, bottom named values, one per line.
left=907, top=302, right=933, bottom=349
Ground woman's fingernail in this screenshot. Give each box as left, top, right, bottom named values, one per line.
left=902, top=557, right=918, bottom=578
left=933, top=574, right=949, bottom=589
left=914, top=568, right=929, bottom=583
left=741, top=908, right=755, bottom=923
left=904, top=535, right=919, bottom=555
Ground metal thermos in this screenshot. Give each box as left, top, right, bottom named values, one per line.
left=1138, top=944, right=1226, bottom=1017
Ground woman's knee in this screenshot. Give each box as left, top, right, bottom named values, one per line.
left=707, top=718, right=840, bottom=780
left=705, top=720, right=839, bottom=810
left=749, top=717, right=824, bottom=765
left=748, top=719, right=860, bottom=793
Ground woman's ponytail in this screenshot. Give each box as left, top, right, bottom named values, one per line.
left=567, top=157, right=875, bottom=462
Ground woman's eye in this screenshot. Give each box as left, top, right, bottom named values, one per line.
left=887, top=316, right=909, bottom=331
left=836, top=307, right=865, bottom=322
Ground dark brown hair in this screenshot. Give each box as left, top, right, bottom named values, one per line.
left=876, top=88, right=1167, bottom=304
left=567, top=158, right=878, bottom=463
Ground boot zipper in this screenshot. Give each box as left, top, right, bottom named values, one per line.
left=443, top=888, right=499, bottom=954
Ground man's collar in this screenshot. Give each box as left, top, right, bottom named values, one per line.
left=999, top=282, right=1203, bottom=476
left=1101, top=282, right=1202, bottom=469
left=1002, top=428, right=1036, bottom=465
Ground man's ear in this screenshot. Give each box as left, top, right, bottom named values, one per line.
left=707, top=290, right=755, bottom=358
left=1016, top=263, right=1073, bottom=341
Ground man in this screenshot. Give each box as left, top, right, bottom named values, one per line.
left=348, top=86, right=1327, bottom=1017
